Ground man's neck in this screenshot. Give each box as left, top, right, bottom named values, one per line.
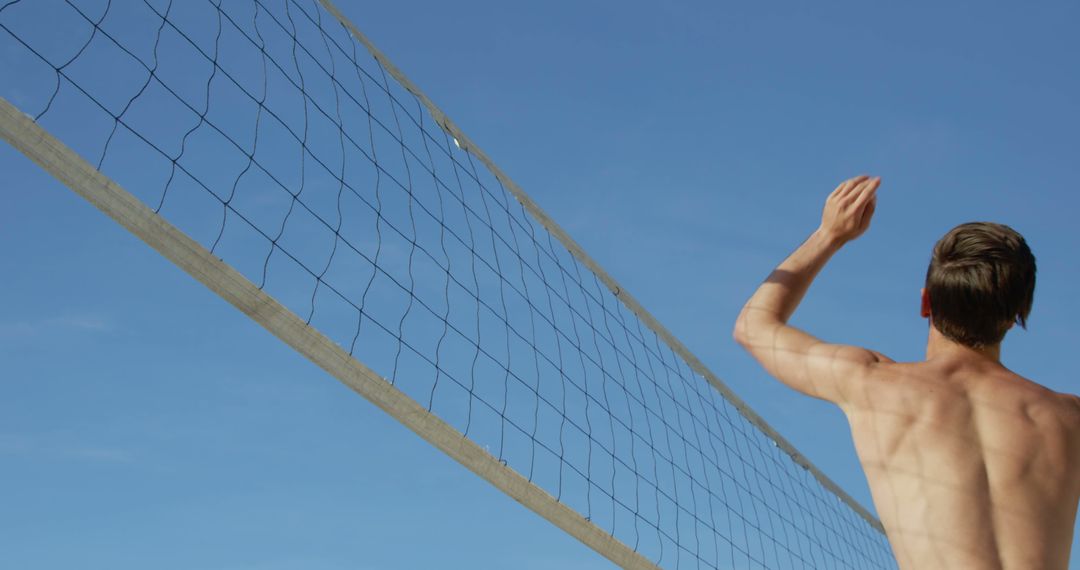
left=925, top=326, right=1002, bottom=363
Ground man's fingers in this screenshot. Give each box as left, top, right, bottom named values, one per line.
left=847, top=177, right=881, bottom=207
left=837, top=175, right=870, bottom=199
left=830, top=181, right=848, bottom=198
left=859, top=197, right=877, bottom=230
left=859, top=177, right=881, bottom=199
left=833, top=175, right=867, bottom=198
left=838, top=176, right=872, bottom=202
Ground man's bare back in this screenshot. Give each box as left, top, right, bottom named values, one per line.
left=845, top=358, right=1080, bottom=569
left=733, top=176, right=1080, bottom=568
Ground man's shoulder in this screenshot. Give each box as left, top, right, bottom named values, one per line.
left=1042, top=392, right=1080, bottom=470
left=1007, top=378, right=1080, bottom=431
left=1008, top=373, right=1079, bottom=412
left=862, top=362, right=1042, bottom=404
left=863, top=360, right=940, bottom=386
left=845, top=361, right=943, bottom=410
left=1058, top=392, right=1080, bottom=428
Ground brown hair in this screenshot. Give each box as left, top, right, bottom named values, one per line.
left=925, top=222, right=1036, bottom=348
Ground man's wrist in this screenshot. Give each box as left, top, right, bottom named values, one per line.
left=812, top=227, right=847, bottom=252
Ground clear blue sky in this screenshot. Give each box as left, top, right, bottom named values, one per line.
left=2, top=0, right=1078, bottom=568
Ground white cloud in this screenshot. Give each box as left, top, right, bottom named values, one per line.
left=0, top=314, right=115, bottom=339
left=48, top=315, right=114, bottom=331
left=66, top=446, right=134, bottom=463
left=0, top=433, right=32, bottom=453
left=0, top=433, right=134, bottom=463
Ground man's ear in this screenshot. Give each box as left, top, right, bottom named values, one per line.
left=920, top=287, right=931, bottom=318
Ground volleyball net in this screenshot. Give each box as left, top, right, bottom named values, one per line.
left=0, top=1, right=896, bottom=567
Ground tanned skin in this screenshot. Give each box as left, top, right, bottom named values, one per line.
left=733, top=176, right=1080, bottom=569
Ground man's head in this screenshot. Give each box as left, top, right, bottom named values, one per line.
left=922, top=222, right=1036, bottom=348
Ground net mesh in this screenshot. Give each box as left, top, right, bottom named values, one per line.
left=0, top=1, right=896, bottom=567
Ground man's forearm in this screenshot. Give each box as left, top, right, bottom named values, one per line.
left=735, top=175, right=878, bottom=340
left=737, top=229, right=843, bottom=328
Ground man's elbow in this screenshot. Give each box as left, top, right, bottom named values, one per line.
left=733, top=310, right=780, bottom=350
left=732, top=311, right=754, bottom=349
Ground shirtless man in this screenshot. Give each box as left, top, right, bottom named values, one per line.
left=733, top=175, right=1080, bottom=569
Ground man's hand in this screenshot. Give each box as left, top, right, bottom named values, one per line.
left=820, top=175, right=880, bottom=244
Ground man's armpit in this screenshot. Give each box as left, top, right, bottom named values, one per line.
left=830, top=352, right=896, bottom=410
left=798, top=343, right=882, bottom=405
left=867, top=349, right=895, bottom=364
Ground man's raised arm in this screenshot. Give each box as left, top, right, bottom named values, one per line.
left=733, top=175, right=891, bottom=407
